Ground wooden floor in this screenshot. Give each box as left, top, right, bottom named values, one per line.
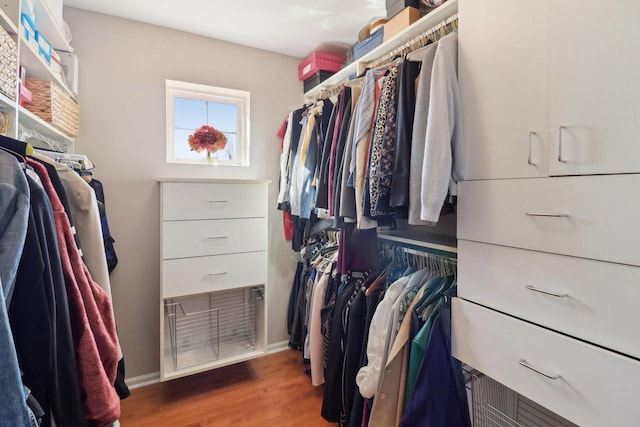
left=120, top=349, right=334, bottom=426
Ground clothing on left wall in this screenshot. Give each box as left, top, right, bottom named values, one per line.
left=0, top=137, right=128, bottom=427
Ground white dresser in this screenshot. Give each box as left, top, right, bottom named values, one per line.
left=453, top=1, right=640, bottom=426
left=159, top=179, right=269, bottom=381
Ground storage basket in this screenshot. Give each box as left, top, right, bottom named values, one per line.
left=0, top=26, right=18, bottom=101
left=164, top=287, right=261, bottom=370
left=298, top=51, right=344, bottom=81
left=24, top=78, right=79, bottom=137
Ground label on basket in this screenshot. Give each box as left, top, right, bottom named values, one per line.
left=303, top=64, right=312, bottom=75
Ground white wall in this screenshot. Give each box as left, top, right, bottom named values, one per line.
left=65, top=7, right=301, bottom=378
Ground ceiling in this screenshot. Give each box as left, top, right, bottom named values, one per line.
left=63, top=0, right=387, bottom=58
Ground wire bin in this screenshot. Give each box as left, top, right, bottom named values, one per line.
left=466, top=369, right=577, bottom=427
left=165, top=286, right=263, bottom=370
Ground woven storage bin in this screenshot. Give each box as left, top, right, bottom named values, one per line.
left=24, top=78, right=79, bottom=137
left=0, top=26, right=18, bottom=100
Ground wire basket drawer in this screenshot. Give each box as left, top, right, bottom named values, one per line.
left=164, top=286, right=262, bottom=371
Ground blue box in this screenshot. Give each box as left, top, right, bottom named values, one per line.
left=20, top=14, right=36, bottom=40
left=35, top=31, right=52, bottom=64
left=353, top=28, right=384, bottom=60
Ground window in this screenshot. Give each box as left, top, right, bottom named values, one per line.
left=166, top=80, right=250, bottom=166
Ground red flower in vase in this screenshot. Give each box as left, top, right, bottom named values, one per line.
left=188, top=125, right=228, bottom=161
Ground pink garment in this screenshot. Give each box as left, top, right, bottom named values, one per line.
left=28, top=159, right=120, bottom=426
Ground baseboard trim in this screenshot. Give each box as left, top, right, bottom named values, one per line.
left=126, top=372, right=161, bottom=390
left=267, top=340, right=290, bottom=354
left=125, top=341, right=290, bottom=390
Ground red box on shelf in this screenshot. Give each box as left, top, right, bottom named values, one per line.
left=298, top=51, right=344, bottom=81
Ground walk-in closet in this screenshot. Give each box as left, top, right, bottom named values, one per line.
left=1, top=0, right=638, bottom=426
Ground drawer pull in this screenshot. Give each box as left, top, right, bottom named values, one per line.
left=207, top=200, right=228, bottom=205
left=519, top=359, right=561, bottom=380
left=207, top=236, right=228, bottom=240
left=557, top=125, right=567, bottom=163
left=528, top=131, right=537, bottom=166
left=205, top=272, right=228, bottom=278
left=526, top=285, right=569, bottom=298
left=525, top=212, right=569, bottom=218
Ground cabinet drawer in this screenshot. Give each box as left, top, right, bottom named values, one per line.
left=458, top=240, right=640, bottom=359
left=452, top=298, right=640, bottom=427
left=458, top=175, right=640, bottom=266
left=162, top=252, right=267, bottom=298
left=162, top=182, right=267, bottom=220
left=163, top=218, right=267, bottom=259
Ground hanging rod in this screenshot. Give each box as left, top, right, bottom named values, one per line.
left=362, top=13, right=458, bottom=71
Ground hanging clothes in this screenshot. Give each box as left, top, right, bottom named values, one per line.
left=0, top=150, right=38, bottom=427
left=27, top=159, right=121, bottom=426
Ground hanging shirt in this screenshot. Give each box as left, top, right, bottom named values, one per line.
left=420, top=33, right=462, bottom=223
left=409, top=43, right=438, bottom=225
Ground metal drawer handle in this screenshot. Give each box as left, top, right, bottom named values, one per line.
left=528, top=131, right=537, bottom=166
left=206, top=272, right=228, bottom=278
left=526, top=285, right=569, bottom=298
left=525, top=212, right=569, bottom=218
left=207, top=236, right=228, bottom=240
left=557, top=125, right=567, bottom=163
left=519, top=359, right=561, bottom=380
left=207, top=200, right=228, bottom=204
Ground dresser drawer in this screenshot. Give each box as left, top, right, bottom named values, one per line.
left=162, top=182, right=267, bottom=220
left=452, top=298, right=640, bottom=427
left=458, top=240, right=640, bottom=359
left=458, top=175, right=640, bottom=266
left=162, top=252, right=267, bottom=298
left=162, top=218, right=267, bottom=259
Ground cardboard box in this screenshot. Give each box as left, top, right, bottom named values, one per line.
left=384, top=7, right=422, bottom=42
left=386, top=0, right=420, bottom=19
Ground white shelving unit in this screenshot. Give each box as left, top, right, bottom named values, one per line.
left=159, top=179, right=270, bottom=381
left=0, top=0, right=76, bottom=147
left=304, top=0, right=458, bottom=101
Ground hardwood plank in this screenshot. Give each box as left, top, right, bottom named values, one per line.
left=120, top=349, right=333, bottom=426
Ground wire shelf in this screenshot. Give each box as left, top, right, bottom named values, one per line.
left=466, top=369, right=577, bottom=427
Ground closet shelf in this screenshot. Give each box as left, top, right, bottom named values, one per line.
left=0, top=6, right=17, bottom=33
left=32, top=0, right=72, bottom=52
left=0, top=91, right=14, bottom=109
left=303, top=0, right=458, bottom=101
left=20, top=34, right=73, bottom=96
left=378, top=231, right=457, bottom=254
left=18, top=105, right=74, bottom=144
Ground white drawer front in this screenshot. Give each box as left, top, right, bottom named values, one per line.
left=162, top=252, right=267, bottom=298
left=162, top=182, right=267, bottom=220
left=163, top=218, right=267, bottom=259
left=452, top=298, right=640, bottom=427
left=458, top=240, right=640, bottom=359
left=458, top=175, right=640, bottom=266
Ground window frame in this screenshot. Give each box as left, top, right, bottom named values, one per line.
left=165, top=79, right=250, bottom=166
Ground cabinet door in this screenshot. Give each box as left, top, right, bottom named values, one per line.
left=458, top=0, right=548, bottom=180
left=548, top=1, right=640, bottom=175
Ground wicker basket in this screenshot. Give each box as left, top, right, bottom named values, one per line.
left=24, top=78, right=79, bottom=137
left=0, top=26, right=18, bottom=100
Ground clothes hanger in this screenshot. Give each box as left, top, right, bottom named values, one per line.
left=0, top=134, right=34, bottom=159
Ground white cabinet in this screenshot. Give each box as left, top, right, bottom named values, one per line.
left=458, top=0, right=548, bottom=180
left=159, top=179, right=269, bottom=381
left=547, top=0, right=640, bottom=176
left=459, top=0, right=640, bottom=180
left=456, top=0, right=640, bottom=423
left=452, top=298, right=640, bottom=427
